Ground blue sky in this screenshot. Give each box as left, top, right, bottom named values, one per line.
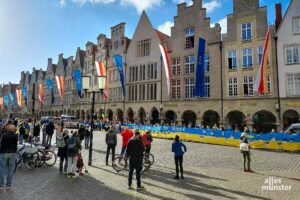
left=0, top=0, right=291, bottom=84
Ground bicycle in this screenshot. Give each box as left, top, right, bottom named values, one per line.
left=112, top=153, right=154, bottom=173
left=15, top=144, right=40, bottom=172
left=33, top=143, right=57, bottom=167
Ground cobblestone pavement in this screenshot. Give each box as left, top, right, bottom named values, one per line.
left=1, top=131, right=299, bottom=200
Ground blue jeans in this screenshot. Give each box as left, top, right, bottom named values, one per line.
left=19, top=135, right=24, bottom=145
left=0, top=153, right=16, bottom=187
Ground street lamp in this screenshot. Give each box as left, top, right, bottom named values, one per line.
left=82, top=75, right=106, bottom=166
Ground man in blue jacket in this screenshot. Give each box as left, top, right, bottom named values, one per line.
left=172, top=135, right=187, bottom=179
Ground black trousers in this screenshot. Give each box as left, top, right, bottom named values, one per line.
left=175, top=155, right=183, bottom=177
left=242, top=151, right=251, bottom=170
left=121, top=146, right=126, bottom=156
left=106, top=144, right=116, bottom=164
left=128, top=160, right=142, bottom=187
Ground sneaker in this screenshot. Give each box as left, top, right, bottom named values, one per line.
left=248, top=169, right=254, bottom=173
left=174, top=176, right=179, bottom=179
left=137, top=186, right=145, bottom=191
left=0, top=186, right=4, bottom=191
left=244, top=169, right=248, bottom=172
left=6, top=186, right=12, bottom=190
left=128, top=185, right=133, bottom=190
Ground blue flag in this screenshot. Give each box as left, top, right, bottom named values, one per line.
left=22, top=87, right=28, bottom=106
left=9, top=93, right=16, bottom=109
left=194, top=38, right=206, bottom=97
left=46, top=79, right=54, bottom=104
left=114, top=55, right=126, bottom=97
left=73, top=69, right=82, bottom=98
left=4, top=96, right=9, bottom=110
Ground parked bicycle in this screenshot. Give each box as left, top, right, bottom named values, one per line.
left=34, top=143, right=57, bottom=167
left=15, top=143, right=40, bottom=172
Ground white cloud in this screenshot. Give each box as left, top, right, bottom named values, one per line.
left=210, top=17, right=227, bottom=34
left=203, top=0, right=221, bottom=13
left=158, top=21, right=174, bottom=36
left=72, top=0, right=115, bottom=6
left=172, top=0, right=193, bottom=6
left=120, top=0, right=162, bottom=13
left=59, top=0, right=66, bottom=6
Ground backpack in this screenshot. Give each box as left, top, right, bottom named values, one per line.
left=240, top=143, right=249, bottom=151
left=67, top=137, right=78, bottom=153
left=56, top=136, right=66, bottom=148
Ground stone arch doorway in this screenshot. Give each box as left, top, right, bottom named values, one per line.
left=76, top=110, right=80, bottom=120
left=225, top=110, right=245, bottom=131
left=283, top=110, right=300, bottom=129
left=116, top=109, right=124, bottom=122
left=150, top=107, right=160, bottom=125
left=138, top=107, right=146, bottom=124
left=106, top=109, right=113, bottom=121
left=253, top=110, right=276, bottom=133
left=202, top=110, right=220, bottom=128
left=164, top=110, right=177, bottom=125
left=126, top=108, right=134, bottom=123
left=182, top=110, right=197, bottom=127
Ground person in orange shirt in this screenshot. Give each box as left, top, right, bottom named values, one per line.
left=120, top=128, right=134, bottom=156
left=142, top=130, right=153, bottom=155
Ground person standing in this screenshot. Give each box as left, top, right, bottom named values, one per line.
left=0, top=121, right=18, bottom=190
left=126, top=130, right=145, bottom=190
left=66, top=131, right=81, bottom=178
left=120, top=128, right=134, bottom=155
left=33, top=120, right=41, bottom=143
left=78, top=125, right=85, bottom=144
left=240, top=132, right=253, bottom=172
left=57, top=130, right=69, bottom=174
left=18, top=123, right=25, bottom=145
left=46, top=121, right=55, bottom=147
left=84, top=125, right=91, bottom=150
left=172, top=135, right=187, bottom=179
left=142, top=130, right=153, bottom=155
left=105, top=126, right=117, bottom=166
left=42, top=123, right=47, bottom=145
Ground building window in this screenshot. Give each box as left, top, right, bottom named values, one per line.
left=146, top=83, right=157, bottom=100
left=185, top=28, right=195, bottom=49
left=185, top=78, right=194, bottom=99
left=171, top=80, right=181, bottom=99
left=185, top=56, right=195, bottom=74
left=242, top=48, right=253, bottom=68
left=243, top=76, right=254, bottom=96
left=228, top=77, right=238, bottom=97
left=285, top=45, right=300, bottom=64
left=139, top=84, right=145, bottom=100
left=287, top=74, right=300, bottom=96
left=258, top=46, right=263, bottom=65
left=205, top=76, right=210, bottom=97
left=261, top=75, right=272, bottom=96
left=172, top=58, right=180, bottom=76
left=137, top=39, right=151, bottom=57
left=293, top=17, right=300, bottom=34
left=227, top=50, right=237, bottom=69
left=204, top=54, right=209, bottom=72
left=139, top=65, right=146, bottom=81
left=241, top=22, right=252, bottom=41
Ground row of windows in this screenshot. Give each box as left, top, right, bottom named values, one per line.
left=171, top=77, right=210, bottom=99
left=128, top=83, right=157, bottom=101
left=227, top=47, right=269, bottom=69
left=228, top=76, right=271, bottom=97
left=171, top=55, right=209, bottom=76
left=128, top=63, right=157, bottom=82
left=108, top=87, right=123, bottom=101
left=108, top=69, right=120, bottom=82
left=136, top=39, right=151, bottom=57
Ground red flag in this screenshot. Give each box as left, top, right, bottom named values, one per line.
left=38, top=83, right=44, bottom=104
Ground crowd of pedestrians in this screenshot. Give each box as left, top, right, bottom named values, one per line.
left=0, top=116, right=256, bottom=191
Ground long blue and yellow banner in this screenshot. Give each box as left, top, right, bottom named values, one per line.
left=125, top=124, right=300, bottom=151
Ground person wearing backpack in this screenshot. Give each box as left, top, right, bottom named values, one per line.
left=66, top=131, right=81, bottom=178
left=105, top=126, right=117, bottom=166
left=57, top=130, right=69, bottom=174
left=240, top=132, right=253, bottom=173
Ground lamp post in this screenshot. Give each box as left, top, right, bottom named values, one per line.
left=159, top=103, right=163, bottom=125
left=82, top=75, right=106, bottom=166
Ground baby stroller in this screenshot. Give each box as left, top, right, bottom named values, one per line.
left=76, top=152, right=88, bottom=175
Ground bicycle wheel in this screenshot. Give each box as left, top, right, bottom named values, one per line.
left=145, top=153, right=155, bottom=166
left=14, top=152, right=22, bottom=173
left=25, top=152, right=39, bottom=169
left=44, top=150, right=57, bottom=166
left=142, top=157, right=151, bottom=173
left=112, top=156, right=127, bottom=172
left=36, top=150, right=46, bottom=167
